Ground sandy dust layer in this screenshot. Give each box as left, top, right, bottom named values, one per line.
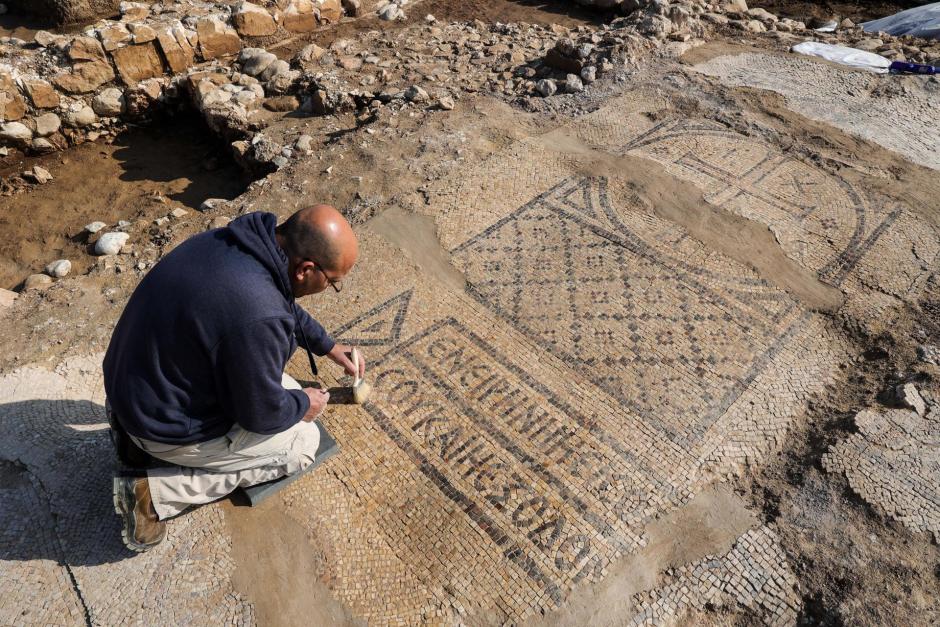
left=224, top=500, right=363, bottom=627
left=367, top=206, right=469, bottom=293
left=534, top=485, right=757, bottom=626
left=693, top=52, right=940, bottom=171
left=533, top=130, right=845, bottom=312
left=0, top=115, right=246, bottom=290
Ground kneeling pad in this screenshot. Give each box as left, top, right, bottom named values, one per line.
left=240, top=420, right=339, bottom=506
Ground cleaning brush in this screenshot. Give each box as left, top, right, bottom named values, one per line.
left=351, top=347, right=371, bottom=404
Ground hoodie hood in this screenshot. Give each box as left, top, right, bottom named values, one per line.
left=227, top=212, right=293, bottom=300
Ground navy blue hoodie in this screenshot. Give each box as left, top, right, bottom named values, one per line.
left=103, top=212, right=335, bottom=444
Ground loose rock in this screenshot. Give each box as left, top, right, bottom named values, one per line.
left=95, top=232, right=130, bottom=256
left=580, top=65, right=597, bottom=84
left=64, top=106, right=97, bottom=128
left=536, top=79, right=557, bottom=97
left=405, top=85, right=429, bottom=102
left=92, top=88, right=125, bottom=117
left=894, top=383, right=926, bottom=416
left=438, top=96, right=455, bottom=110
left=295, top=134, right=313, bottom=152
left=240, top=48, right=277, bottom=77
left=199, top=198, right=227, bottom=212
left=0, top=287, right=16, bottom=311
left=564, top=74, right=584, bottom=93
left=23, top=274, right=53, bottom=291
left=24, top=165, right=53, bottom=184
left=233, top=1, right=277, bottom=37
left=34, top=113, right=61, bottom=137
left=0, top=121, right=32, bottom=145
left=45, top=259, right=71, bottom=278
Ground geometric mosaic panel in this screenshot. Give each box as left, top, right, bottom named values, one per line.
left=449, top=123, right=898, bottom=447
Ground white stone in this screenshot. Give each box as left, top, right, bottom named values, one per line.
left=0, top=287, right=16, bottom=310
left=199, top=88, right=233, bottom=107
left=24, top=273, right=52, bottom=290
left=580, top=65, right=597, bottom=83
left=31, top=138, right=55, bottom=153
left=94, top=232, right=130, bottom=256
left=64, top=106, right=97, bottom=128
left=240, top=48, right=277, bottom=77
left=404, top=85, right=428, bottom=102
left=92, top=88, right=125, bottom=117
left=169, top=207, right=188, bottom=218
left=234, top=90, right=259, bottom=107
left=45, top=259, right=71, bottom=278
left=265, top=69, right=299, bottom=95
left=536, top=79, right=556, bottom=97
left=84, top=221, right=107, bottom=234
left=259, top=59, right=290, bottom=82
left=26, top=165, right=53, bottom=184
left=565, top=74, right=584, bottom=93
left=895, top=383, right=926, bottom=417
left=33, top=30, right=60, bottom=47
left=747, top=7, right=778, bottom=23
left=918, top=344, right=939, bottom=365
left=294, top=134, right=313, bottom=152
left=378, top=4, right=402, bottom=21
left=34, top=113, right=61, bottom=137
left=438, top=96, right=455, bottom=110
left=0, top=121, right=32, bottom=143
left=199, top=198, right=227, bottom=212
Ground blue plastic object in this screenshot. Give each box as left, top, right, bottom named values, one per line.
left=888, top=61, right=938, bottom=75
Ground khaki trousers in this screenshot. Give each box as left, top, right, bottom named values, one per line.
left=133, top=374, right=320, bottom=520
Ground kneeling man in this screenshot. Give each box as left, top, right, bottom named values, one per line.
left=103, top=205, right=363, bottom=551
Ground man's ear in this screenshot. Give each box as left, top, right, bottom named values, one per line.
left=295, top=259, right=316, bottom=281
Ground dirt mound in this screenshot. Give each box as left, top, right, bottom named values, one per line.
left=5, top=0, right=119, bottom=26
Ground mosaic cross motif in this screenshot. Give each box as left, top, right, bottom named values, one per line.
left=624, top=120, right=901, bottom=283
left=447, top=123, right=897, bottom=448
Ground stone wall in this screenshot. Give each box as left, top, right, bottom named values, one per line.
left=0, top=0, right=344, bottom=154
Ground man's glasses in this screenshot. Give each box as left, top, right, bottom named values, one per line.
left=313, top=261, right=342, bottom=292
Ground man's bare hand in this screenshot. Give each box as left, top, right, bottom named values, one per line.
left=326, top=343, right=365, bottom=378
left=302, top=387, right=330, bottom=421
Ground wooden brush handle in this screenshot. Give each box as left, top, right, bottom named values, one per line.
left=351, top=348, right=362, bottom=386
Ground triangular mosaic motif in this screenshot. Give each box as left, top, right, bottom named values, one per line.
left=335, top=290, right=413, bottom=347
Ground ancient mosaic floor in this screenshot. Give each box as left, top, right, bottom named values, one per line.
left=1, top=90, right=937, bottom=625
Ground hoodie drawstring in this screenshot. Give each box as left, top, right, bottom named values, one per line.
left=293, top=306, right=319, bottom=379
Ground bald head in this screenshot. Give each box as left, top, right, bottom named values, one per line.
left=276, top=205, right=358, bottom=297
left=277, top=205, right=358, bottom=271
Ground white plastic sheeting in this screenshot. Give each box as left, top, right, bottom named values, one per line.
left=862, top=2, right=940, bottom=40
left=790, top=41, right=892, bottom=73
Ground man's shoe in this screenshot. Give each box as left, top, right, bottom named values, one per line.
left=113, top=475, right=167, bottom=552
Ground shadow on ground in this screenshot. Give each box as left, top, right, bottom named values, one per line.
left=108, top=114, right=248, bottom=210
left=0, top=400, right=135, bottom=567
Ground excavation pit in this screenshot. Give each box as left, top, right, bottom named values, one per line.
left=0, top=113, right=248, bottom=289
